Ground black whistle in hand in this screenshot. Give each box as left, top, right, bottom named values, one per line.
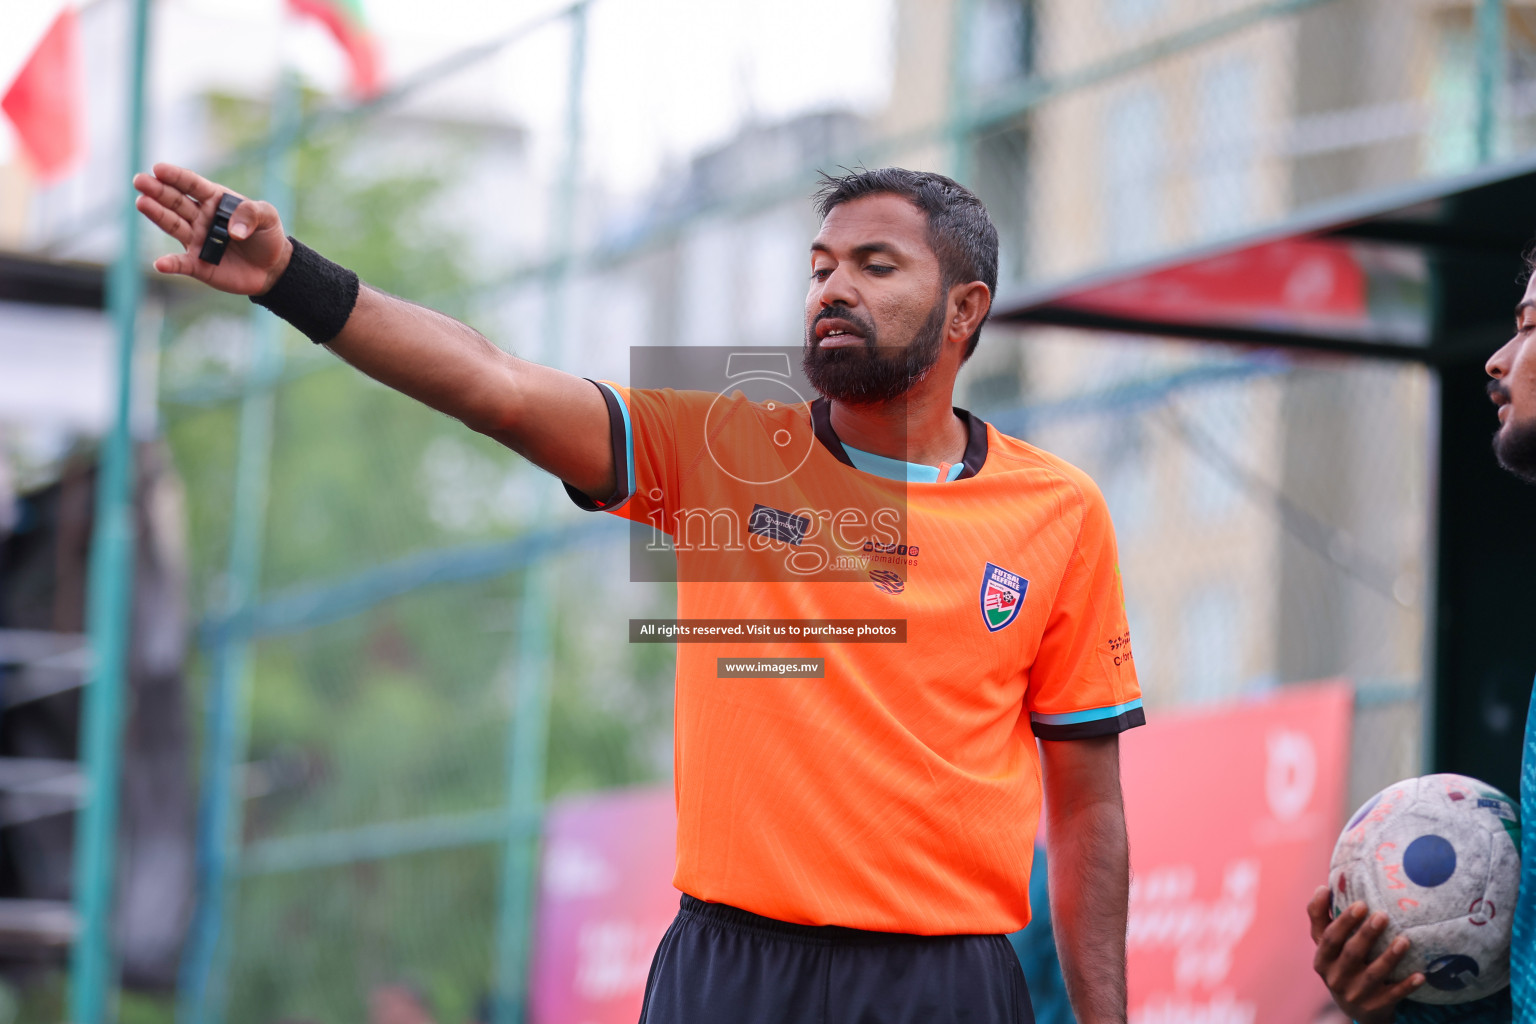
left=198, top=192, right=243, bottom=265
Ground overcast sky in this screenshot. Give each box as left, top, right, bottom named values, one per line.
left=0, top=0, right=895, bottom=197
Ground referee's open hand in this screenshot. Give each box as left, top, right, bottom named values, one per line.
left=133, top=163, right=293, bottom=296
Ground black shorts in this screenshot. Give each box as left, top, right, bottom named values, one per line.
left=637, top=894, right=1035, bottom=1024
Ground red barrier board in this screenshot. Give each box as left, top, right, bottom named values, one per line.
left=529, top=786, right=678, bottom=1024
left=1120, top=680, right=1353, bottom=1024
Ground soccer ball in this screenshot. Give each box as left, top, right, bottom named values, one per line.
left=1328, top=773, right=1521, bottom=1004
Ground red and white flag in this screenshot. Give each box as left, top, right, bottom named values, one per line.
left=0, top=1, right=85, bottom=182
left=288, top=0, right=382, bottom=99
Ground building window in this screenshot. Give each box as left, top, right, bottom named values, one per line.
left=1194, top=55, right=1258, bottom=238
left=969, top=0, right=1034, bottom=93
left=973, top=123, right=1031, bottom=287
left=1426, top=23, right=1477, bottom=174
left=1103, top=85, right=1167, bottom=261
left=1425, top=6, right=1536, bottom=172
left=1100, top=420, right=1155, bottom=539
left=1181, top=585, right=1242, bottom=704
left=1107, top=0, right=1165, bottom=30
left=1180, top=386, right=1249, bottom=523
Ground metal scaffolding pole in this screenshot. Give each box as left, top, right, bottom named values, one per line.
left=491, top=6, right=587, bottom=1023
left=948, top=0, right=979, bottom=185
left=177, top=74, right=300, bottom=1024
left=1475, top=0, right=1506, bottom=164
left=70, top=0, right=152, bottom=1019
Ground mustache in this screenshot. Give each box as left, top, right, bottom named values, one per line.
left=812, top=305, right=876, bottom=340
left=1489, top=380, right=1512, bottom=404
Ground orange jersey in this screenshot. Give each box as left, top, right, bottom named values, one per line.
left=567, top=382, right=1143, bottom=934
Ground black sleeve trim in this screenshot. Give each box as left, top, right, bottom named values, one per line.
left=563, top=380, right=633, bottom=512
left=1031, top=706, right=1146, bottom=741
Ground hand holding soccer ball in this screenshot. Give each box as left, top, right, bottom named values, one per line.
left=1312, top=773, right=1522, bottom=1020
left=1308, top=890, right=1424, bottom=1023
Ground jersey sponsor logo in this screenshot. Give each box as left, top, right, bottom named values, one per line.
left=747, top=503, right=811, bottom=546
left=980, top=562, right=1028, bottom=631
left=868, top=568, right=905, bottom=594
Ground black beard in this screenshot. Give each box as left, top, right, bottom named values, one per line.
left=801, top=299, right=947, bottom=405
left=1494, top=418, right=1536, bottom=484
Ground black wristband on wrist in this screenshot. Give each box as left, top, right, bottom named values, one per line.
left=250, top=238, right=360, bottom=345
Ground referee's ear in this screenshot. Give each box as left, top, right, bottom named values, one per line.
left=945, top=280, right=991, bottom=353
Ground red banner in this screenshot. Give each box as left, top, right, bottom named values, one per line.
left=1121, top=680, right=1353, bottom=1024
left=529, top=786, right=678, bottom=1024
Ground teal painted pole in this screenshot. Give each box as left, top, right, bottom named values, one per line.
left=541, top=0, right=590, bottom=309
left=490, top=7, right=586, bottom=1024
left=1475, top=0, right=1505, bottom=164
left=947, top=0, right=978, bottom=184
left=490, top=573, right=554, bottom=1024
left=178, top=74, right=300, bottom=1024
left=69, top=0, right=152, bottom=1020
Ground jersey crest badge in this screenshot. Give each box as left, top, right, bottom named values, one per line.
left=980, top=562, right=1028, bottom=631
left=868, top=569, right=904, bottom=594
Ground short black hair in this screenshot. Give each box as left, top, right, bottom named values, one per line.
left=812, top=167, right=999, bottom=360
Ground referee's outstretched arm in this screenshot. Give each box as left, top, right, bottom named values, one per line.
left=132, top=163, right=618, bottom=501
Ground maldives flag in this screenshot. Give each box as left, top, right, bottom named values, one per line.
left=1, top=2, right=84, bottom=182
left=288, top=0, right=382, bottom=99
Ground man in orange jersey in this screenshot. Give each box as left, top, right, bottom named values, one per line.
left=134, top=163, right=1141, bottom=1024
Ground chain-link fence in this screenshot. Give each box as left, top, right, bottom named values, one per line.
left=965, top=327, right=1431, bottom=815
left=132, top=1, right=1527, bottom=1021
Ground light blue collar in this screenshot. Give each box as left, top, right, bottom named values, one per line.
left=843, top=443, right=964, bottom=483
